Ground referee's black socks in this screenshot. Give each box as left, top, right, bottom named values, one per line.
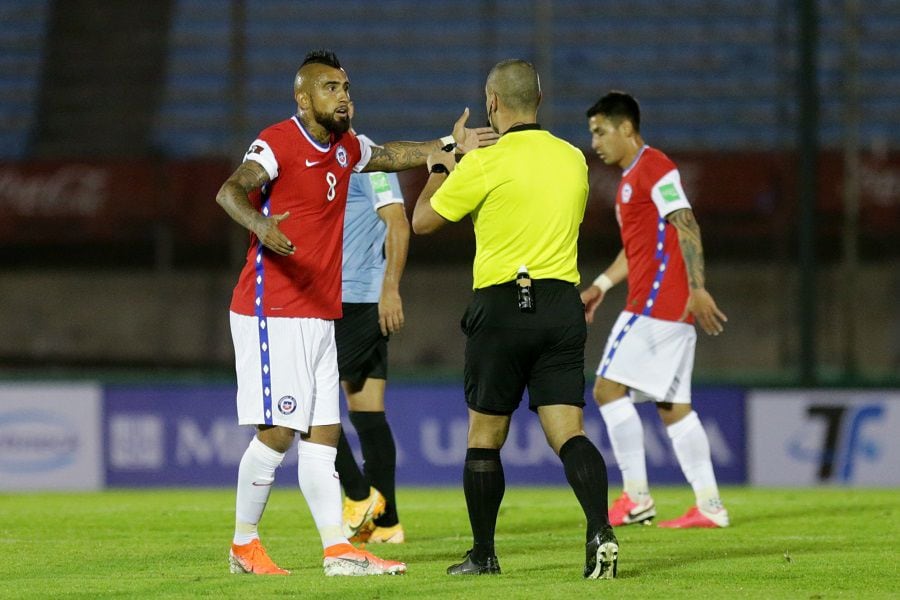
left=559, top=435, right=610, bottom=540
left=349, top=410, right=399, bottom=527
left=464, top=447, right=505, bottom=562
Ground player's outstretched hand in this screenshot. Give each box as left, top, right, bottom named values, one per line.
left=465, top=126, right=500, bottom=152
left=580, top=285, right=606, bottom=324
left=255, top=211, right=295, bottom=256
left=680, top=288, right=727, bottom=335
left=453, top=108, right=501, bottom=154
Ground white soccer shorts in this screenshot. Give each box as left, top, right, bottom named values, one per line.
left=230, top=311, right=340, bottom=432
left=595, top=310, right=696, bottom=404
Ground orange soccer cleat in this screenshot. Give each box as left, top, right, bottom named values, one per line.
left=366, top=523, right=405, bottom=544
left=323, top=542, right=407, bottom=576
left=229, top=539, right=290, bottom=575
left=342, top=487, right=386, bottom=539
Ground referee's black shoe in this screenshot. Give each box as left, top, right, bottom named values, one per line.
left=447, top=550, right=501, bottom=575
left=584, top=526, right=618, bottom=579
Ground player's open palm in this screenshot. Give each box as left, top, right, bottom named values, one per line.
left=581, top=286, right=606, bottom=324
left=453, top=108, right=500, bottom=153
left=468, top=126, right=500, bottom=152
left=255, top=211, right=294, bottom=256
left=681, top=288, right=727, bottom=335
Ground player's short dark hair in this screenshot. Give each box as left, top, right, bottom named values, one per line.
left=586, top=91, right=640, bottom=132
left=301, top=49, right=342, bottom=70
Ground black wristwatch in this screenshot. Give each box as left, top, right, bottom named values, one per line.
left=430, top=163, right=450, bottom=175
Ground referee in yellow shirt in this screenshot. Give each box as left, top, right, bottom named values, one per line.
left=412, top=59, right=618, bottom=580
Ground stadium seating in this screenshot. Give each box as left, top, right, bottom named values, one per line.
left=0, top=0, right=50, bottom=159
left=146, top=0, right=900, bottom=155
left=1, top=0, right=898, bottom=158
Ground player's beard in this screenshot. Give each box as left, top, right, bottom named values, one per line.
left=314, top=106, right=350, bottom=135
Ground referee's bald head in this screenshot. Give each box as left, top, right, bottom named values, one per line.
left=486, top=59, right=541, bottom=113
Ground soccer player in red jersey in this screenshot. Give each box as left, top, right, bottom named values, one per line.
left=216, top=49, right=496, bottom=576
left=581, top=91, right=730, bottom=529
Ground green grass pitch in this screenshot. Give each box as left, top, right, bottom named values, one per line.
left=1, top=486, right=898, bottom=598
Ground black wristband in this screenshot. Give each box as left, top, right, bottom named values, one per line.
left=430, top=163, right=450, bottom=175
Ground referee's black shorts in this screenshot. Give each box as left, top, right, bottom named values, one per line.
left=461, top=279, right=586, bottom=415
left=334, top=302, right=388, bottom=385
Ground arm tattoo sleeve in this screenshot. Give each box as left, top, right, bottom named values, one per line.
left=365, top=140, right=441, bottom=172
left=668, top=208, right=706, bottom=289
left=234, top=161, right=269, bottom=193
left=216, top=161, right=270, bottom=233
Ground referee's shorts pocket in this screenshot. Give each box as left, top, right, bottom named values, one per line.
left=460, top=305, right=470, bottom=335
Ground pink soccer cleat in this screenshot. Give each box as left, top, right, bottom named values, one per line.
left=657, top=505, right=730, bottom=529
left=608, top=491, right=656, bottom=526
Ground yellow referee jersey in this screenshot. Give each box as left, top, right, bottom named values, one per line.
left=431, top=125, right=588, bottom=289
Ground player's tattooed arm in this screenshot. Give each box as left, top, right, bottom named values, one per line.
left=668, top=208, right=706, bottom=290
left=216, top=161, right=269, bottom=232
left=216, top=161, right=295, bottom=256
left=363, top=108, right=495, bottom=172
left=365, top=140, right=442, bottom=172
left=669, top=207, right=728, bottom=334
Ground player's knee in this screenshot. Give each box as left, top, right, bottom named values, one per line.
left=657, top=402, right=692, bottom=426
left=537, top=406, right=585, bottom=454
left=545, top=428, right=584, bottom=455
left=594, top=378, right=625, bottom=405
left=592, top=379, right=605, bottom=403
left=256, top=425, right=296, bottom=453
left=467, top=424, right=506, bottom=449
left=467, top=433, right=505, bottom=450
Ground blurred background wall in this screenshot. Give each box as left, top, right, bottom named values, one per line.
left=1, top=0, right=898, bottom=386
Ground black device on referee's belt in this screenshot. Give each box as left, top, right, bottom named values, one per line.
left=516, top=265, right=535, bottom=313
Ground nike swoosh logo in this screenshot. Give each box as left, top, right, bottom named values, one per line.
left=305, top=159, right=321, bottom=167
left=251, top=481, right=273, bottom=487
left=338, top=557, right=369, bottom=569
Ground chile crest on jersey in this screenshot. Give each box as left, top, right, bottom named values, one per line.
left=335, top=144, right=348, bottom=167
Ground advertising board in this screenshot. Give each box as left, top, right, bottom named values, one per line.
left=0, top=383, right=103, bottom=491
left=104, top=384, right=745, bottom=487
left=748, top=390, right=900, bottom=486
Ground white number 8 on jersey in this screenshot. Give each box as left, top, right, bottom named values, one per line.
left=325, top=171, right=337, bottom=201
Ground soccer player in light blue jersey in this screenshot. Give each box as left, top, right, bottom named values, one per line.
left=334, top=106, right=410, bottom=544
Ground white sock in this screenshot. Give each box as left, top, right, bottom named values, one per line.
left=297, top=440, right=347, bottom=549
left=667, top=411, right=723, bottom=512
left=233, top=436, right=285, bottom=545
left=599, top=396, right=650, bottom=501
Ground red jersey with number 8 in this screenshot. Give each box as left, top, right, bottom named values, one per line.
left=616, top=146, right=694, bottom=323
left=229, top=116, right=369, bottom=319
